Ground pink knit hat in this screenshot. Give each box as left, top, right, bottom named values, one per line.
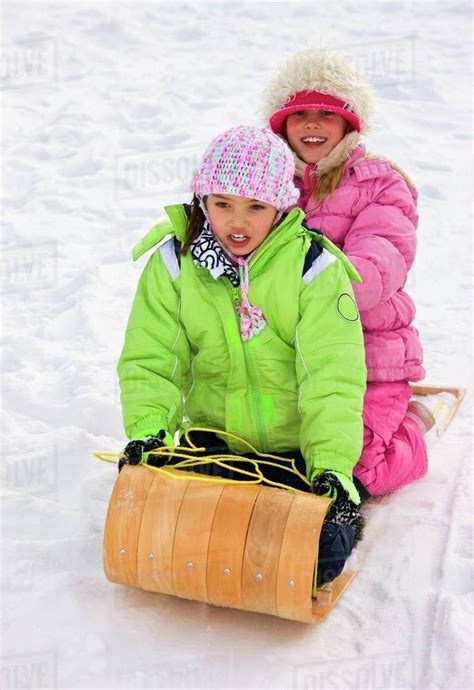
left=191, top=125, right=299, bottom=211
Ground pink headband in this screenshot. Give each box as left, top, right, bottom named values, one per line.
left=269, top=90, right=361, bottom=134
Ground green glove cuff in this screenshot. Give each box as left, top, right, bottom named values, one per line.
left=311, top=468, right=361, bottom=505
left=161, top=431, right=174, bottom=447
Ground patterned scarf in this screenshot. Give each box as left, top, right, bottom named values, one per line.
left=190, top=221, right=240, bottom=287
left=190, top=222, right=267, bottom=340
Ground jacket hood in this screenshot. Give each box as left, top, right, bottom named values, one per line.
left=295, top=140, right=417, bottom=197
left=132, top=203, right=361, bottom=283
left=261, top=48, right=374, bottom=135
left=132, top=205, right=188, bottom=261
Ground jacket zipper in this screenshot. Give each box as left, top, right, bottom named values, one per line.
left=231, top=286, right=268, bottom=450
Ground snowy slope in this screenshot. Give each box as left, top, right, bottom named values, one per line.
left=1, top=2, right=472, bottom=689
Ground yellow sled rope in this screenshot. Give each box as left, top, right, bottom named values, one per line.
left=95, top=426, right=312, bottom=491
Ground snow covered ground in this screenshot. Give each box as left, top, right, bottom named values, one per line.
left=1, top=2, right=472, bottom=689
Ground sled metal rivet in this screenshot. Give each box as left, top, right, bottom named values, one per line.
left=187, top=561, right=194, bottom=569
left=223, top=568, right=231, bottom=575
left=288, top=580, right=295, bottom=588
left=255, top=573, right=264, bottom=582
left=147, top=553, right=155, bottom=560
left=119, top=548, right=126, bottom=556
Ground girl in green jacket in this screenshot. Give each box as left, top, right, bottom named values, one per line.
left=117, top=125, right=367, bottom=584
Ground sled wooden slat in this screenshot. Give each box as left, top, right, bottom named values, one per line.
left=137, top=470, right=189, bottom=595
left=171, top=479, right=225, bottom=602
left=207, top=483, right=261, bottom=609
left=276, top=492, right=330, bottom=623
left=103, top=464, right=155, bottom=586
left=241, top=488, right=295, bottom=616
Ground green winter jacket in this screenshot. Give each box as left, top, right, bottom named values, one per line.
left=117, top=204, right=367, bottom=482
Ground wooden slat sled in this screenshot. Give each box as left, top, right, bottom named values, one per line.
left=103, top=466, right=354, bottom=624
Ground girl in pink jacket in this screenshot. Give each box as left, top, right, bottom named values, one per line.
left=263, top=49, right=433, bottom=498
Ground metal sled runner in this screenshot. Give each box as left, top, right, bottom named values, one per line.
left=103, top=464, right=354, bottom=624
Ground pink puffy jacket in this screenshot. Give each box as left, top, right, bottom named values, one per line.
left=297, top=144, right=425, bottom=384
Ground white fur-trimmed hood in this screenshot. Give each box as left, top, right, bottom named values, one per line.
left=262, top=48, right=375, bottom=134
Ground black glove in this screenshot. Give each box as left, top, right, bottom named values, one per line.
left=118, top=430, right=169, bottom=473
left=311, top=471, right=365, bottom=544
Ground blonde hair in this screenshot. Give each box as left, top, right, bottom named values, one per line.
left=312, top=163, right=346, bottom=204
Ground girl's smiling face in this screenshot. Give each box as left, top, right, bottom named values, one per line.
left=206, top=194, right=278, bottom=256
left=286, top=109, right=348, bottom=164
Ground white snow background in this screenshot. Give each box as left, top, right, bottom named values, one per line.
left=1, top=1, right=472, bottom=689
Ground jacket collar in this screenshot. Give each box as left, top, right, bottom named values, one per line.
left=132, top=203, right=360, bottom=283
left=132, top=205, right=305, bottom=264
left=169, top=204, right=307, bottom=268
